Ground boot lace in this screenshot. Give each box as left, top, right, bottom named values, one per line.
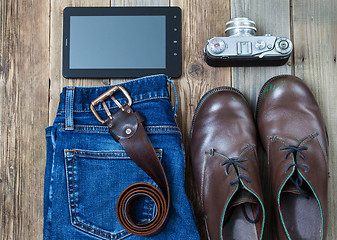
left=207, top=149, right=260, bottom=224
left=279, top=145, right=309, bottom=197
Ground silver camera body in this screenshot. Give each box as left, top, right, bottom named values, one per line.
left=204, top=18, right=293, bottom=67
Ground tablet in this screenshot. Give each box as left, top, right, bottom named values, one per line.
left=62, top=7, right=181, bottom=78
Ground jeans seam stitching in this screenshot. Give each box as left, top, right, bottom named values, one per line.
left=58, top=96, right=170, bottom=113
left=145, top=151, right=163, bottom=221
left=68, top=150, right=162, bottom=157
left=147, top=178, right=155, bottom=222
left=64, top=149, right=162, bottom=239
left=65, top=152, right=128, bottom=240
left=71, top=89, right=74, bottom=129
left=58, top=123, right=181, bottom=130
left=65, top=89, right=69, bottom=129
left=58, top=127, right=182, bottom=135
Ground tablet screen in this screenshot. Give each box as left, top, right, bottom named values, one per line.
left=69, top=16, right=166, bottom=69
left=63, top=7, right=181, bottom=78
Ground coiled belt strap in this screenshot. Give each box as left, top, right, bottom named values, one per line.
left=103, top=104, right=170, bottom=236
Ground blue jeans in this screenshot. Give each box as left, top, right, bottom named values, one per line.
left=44, top=74, right=200, bottom=240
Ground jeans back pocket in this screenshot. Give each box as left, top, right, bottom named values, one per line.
left=64, top=149, right=162, bottom=240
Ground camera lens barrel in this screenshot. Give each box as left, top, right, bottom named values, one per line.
left=225, top=18, right=257, bottom=37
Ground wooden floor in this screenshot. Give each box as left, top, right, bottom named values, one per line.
left=1, top=0, right=336, bottom=239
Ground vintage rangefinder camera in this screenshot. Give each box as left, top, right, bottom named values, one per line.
left=204, top=18, right=293, bottom=67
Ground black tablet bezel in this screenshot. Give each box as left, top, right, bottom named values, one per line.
left=62, top=7, right=181, bottom=78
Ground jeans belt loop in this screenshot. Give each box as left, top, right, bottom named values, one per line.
left=65, top=87, right=75, bottom=131
left=167, top=78, right=178, bottom=117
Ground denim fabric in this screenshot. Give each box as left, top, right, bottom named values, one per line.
left=43, top=74, right=200, bottom=240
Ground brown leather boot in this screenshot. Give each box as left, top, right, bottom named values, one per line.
left=256, top=75, right=328, bottom=240
left=191, top=87, right=265, bottom=240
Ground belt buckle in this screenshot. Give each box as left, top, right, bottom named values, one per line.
left=90, top=85, right=132, bottom=124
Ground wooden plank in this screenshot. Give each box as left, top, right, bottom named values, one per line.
left=49, top=0, right=111, bottom=124
left=230, top=0, right=292, bottom=109
left=292, top=0, right=337, bottom=238
left=170, top=0, right=231, bottom=238
left=230, top=1, right=292, bottom=239
left=49, top=0, right=170, bottom=123
left=112, top=0, right=168, bottom=6
left=0, top=0, right=50, bottom=239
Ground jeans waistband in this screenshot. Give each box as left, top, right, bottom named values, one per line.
left=57, top=74, right=173, bottom=114
left=56, top=74, right=178, bottom=130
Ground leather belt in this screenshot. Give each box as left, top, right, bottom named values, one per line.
left=90, top=86, right=170, bottom=236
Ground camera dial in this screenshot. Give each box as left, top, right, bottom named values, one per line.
left=275, top=37, right=293, bottom=54
left=208, top=38, right=227, bottom=54
left=255, top=40, right=266, bottom=50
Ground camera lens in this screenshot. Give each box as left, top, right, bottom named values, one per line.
left=225, top=18, right=257, bottom=37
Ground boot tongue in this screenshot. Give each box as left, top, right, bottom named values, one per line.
left=228, top=188, right=258, bottom=210
left=283, top=181, right=303, bottom=195
left=282, top=176, right=311, bottom=196
left=224, top=188, right=259, bottom=224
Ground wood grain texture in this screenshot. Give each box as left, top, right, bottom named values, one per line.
left=49, top=0, right=170, bottom=123
left=170, top=0, right=231, bottom=238
left=230, top=2, right=292, bottom=239
left=112, top=0, right=168, bottom=6
left=292, top=0, right=337, bottom=239
left=49, top=0, right=111, bottom=124
left=0, top=0, right=50, bottom=239
left=230, top=0, right=292, bottom=109
left=1, top=0, right=337, bottom=239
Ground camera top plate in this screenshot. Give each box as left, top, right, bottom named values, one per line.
left=204, top=18, right=293, bottom=67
